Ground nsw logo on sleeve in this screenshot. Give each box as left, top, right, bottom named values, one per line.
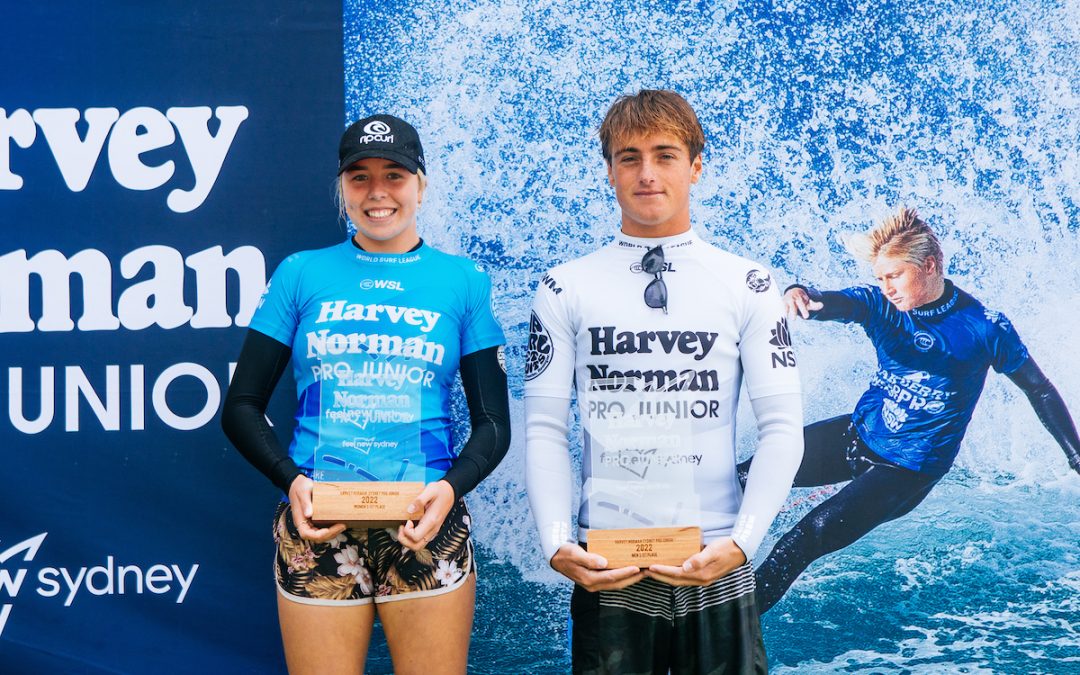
left=768, top=318, right=797, bottom=368
left=525, top=311, right=554, bottom=380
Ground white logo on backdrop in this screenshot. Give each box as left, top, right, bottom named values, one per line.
left=0, top=533, right=198, bottom=637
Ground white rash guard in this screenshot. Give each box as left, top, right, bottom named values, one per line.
left=524, top=228, right=804, bottom=562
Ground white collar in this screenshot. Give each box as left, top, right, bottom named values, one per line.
left=611, top=228, right=699, bottom=251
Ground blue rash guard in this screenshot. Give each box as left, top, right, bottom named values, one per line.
left=248, top=238, right=505, bottom=483
left=807, top=279, right=1029, bottom=474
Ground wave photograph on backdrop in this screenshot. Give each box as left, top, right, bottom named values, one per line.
left=345, top=0, right=1079, bottom=672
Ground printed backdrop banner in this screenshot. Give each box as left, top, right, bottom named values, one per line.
left=0, top=3, right=343, bottom=672
left=342, top=0, right=1079, bottom=672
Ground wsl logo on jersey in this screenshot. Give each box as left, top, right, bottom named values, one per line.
left=769, top=318, right=796, bottom=368
left=359, top=279, right=404, bottom=292
left=630, top=261, right=675, bottom=273
left=525, top=311, right=553, bottom=380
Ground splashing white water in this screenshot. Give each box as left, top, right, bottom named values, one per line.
left=344, top=0, right=1080, bottom=583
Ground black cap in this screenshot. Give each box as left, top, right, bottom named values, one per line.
left=337, top=114, right=426, bottom=175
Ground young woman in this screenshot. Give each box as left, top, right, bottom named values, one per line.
left=740, top=206, right=1080, bottom=614
left=222, top=114, right=510, bottom=674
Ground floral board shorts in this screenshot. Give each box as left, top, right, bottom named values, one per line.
left=273, top=497, right=474, bottom=605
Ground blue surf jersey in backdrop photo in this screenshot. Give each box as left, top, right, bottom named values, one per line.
left=813, top=280, right=1028, bottom=474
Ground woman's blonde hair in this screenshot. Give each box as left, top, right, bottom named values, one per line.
left=846, top=206, right=943, bottom=271
left=335, top=169, right=427, bottom=222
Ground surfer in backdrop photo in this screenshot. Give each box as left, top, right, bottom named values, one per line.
left=738, top=206, right=1080, bottom=615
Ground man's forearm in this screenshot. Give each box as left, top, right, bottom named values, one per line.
left=732, top=393, right=805, bottom=558
left=525, top=395, right=576, bottom=562
left=785, top=284, right=861, bottom=322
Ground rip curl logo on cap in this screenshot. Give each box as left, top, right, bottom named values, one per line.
left=354, top=120, right=394, bottom=145
left=363, top=120, right=391, bottom=135
left=746, top=269, right=771, bottom=293
left=525, top=311, right=554, bottom=380
left=913, top=331, right=935, bottom=352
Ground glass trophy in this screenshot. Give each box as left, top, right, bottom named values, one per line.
left=582, top=381, right=703, bottom=568
left=311, top=352, right=426, bottom=527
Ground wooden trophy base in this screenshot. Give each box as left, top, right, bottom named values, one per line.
left=587, top=526, right=702, bottom=568
left=312, top=481, right=425, bottom=528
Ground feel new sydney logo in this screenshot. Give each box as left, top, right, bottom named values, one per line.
left=0, top=533, right=199, bottom=637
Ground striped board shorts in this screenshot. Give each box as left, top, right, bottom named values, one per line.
left=570, top=563, right=767, bottom=675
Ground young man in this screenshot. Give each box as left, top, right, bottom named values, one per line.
left=524, top=90, right=805, bottom=674
left=740, top=207, right=1080, bottom=615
